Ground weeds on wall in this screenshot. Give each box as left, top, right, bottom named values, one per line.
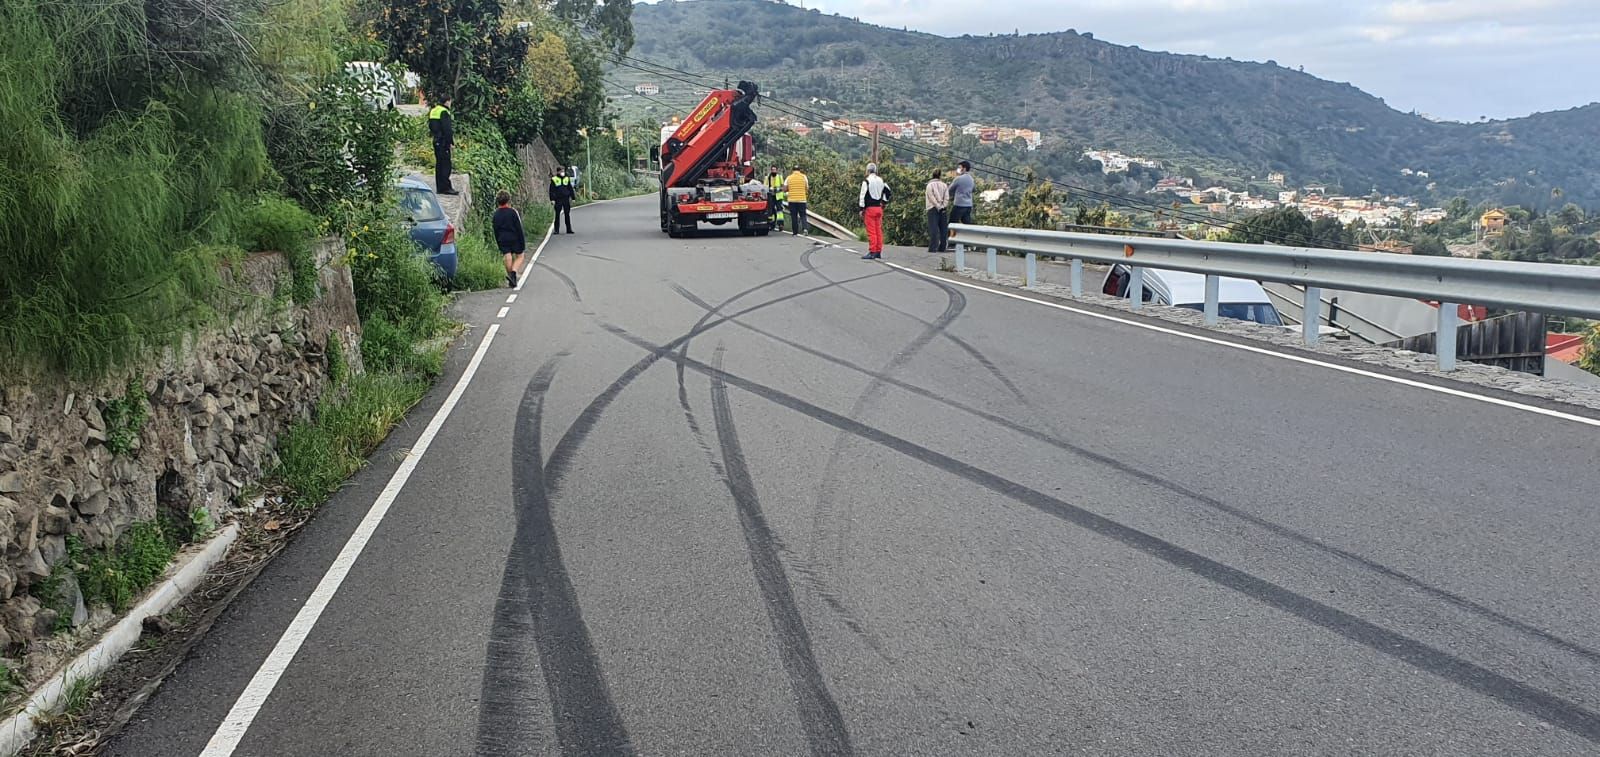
left=103, top=379, right=150, bottom=457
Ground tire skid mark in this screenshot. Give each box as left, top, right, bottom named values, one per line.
left=800, top=248, right=1028, bottom=405
left=664, top=287, right=1600, bottom=670
left=670, top=283, right=892, bottom=661
left=545, top=269, right=889, bottom=489
left=803, top=249, right=967, bottom=609
left=476, top=356, right=636, bottom=756
left=514, top=267, right=886, bottom=750
left=537, top=263, right=582, bottom=303
left=473, top=549, right=550, bottom=756
left=598, top=324, right=1600, bottom=748
left=709, top=346, right=855, bottom=757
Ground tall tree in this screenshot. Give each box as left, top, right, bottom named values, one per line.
left=1226, top=206, right=1313, bottom=246
left=373, top=0, right=530, bottom=116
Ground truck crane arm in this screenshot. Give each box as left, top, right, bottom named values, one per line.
left=660, top=81, right=759, bottom=190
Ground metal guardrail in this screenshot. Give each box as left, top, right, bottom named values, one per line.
left=948, top=223, right=1600, bottom=371
left=804, top=209, right=860, bottom=241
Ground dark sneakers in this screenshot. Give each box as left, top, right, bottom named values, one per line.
left=861, top=253, right=881, bottom=260
left=507, top=271, right=517, bottom=288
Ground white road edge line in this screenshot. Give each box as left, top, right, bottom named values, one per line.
left=496, top=306, right=510, bottom=318
left=883, top=261, right=1600, bottom=429
left=515, top=220, right=557, bottom=292
left=506, top=294, right=517, bottom=304
left=200, top=324, right=503, bottom=756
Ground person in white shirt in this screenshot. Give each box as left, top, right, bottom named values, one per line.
left=859, top=163, right=892, bottom=260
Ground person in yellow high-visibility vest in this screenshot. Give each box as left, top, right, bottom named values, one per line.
left=427, top=99, right=455, bottom=195
left=549, top=168, right=575, bottom=234
left=766, top=167, right=786, bottom=232
left=784, top=165, right=809, bottom=235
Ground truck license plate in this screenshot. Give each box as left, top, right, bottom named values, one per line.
left=707, top=212, right=738, bottom=219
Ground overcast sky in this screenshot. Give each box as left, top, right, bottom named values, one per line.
left=683, top=0, right=1600, bottom=121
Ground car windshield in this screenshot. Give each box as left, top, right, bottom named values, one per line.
left=1178, top=302, right=1284, bottom=326
left=398, top=188, right=445, bottom=222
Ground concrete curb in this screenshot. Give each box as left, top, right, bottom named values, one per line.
left=0, top=522, right=241, bottom=755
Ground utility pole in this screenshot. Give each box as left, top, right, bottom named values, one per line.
left=870, top=125, right=880, bottom=165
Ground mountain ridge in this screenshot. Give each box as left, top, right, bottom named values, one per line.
left=626, top=0, right=1600, bottom=207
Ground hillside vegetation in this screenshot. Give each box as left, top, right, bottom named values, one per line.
left=627, top=0, right=1600, bottom=208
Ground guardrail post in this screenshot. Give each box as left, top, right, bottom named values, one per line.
left=955, top=243, right=965, bottom=270
left=1203, top=275, right=1220, bottom=325
left=1070, top=259, right=1083, bottom=296
left=1025, top=253, right=1037, bottom=288
left=1129, top=267, right=1144, bottom=311
left=986, top=247, right=997, bottom=277
left=1437, top=303, right=1458, bottom=371
left=1303, top=286, right=1322, bottom=345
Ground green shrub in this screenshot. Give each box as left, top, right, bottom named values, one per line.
left=103, top=378, right=150, bottom=456
left=67, top=522, right=177, bottom=613
left=360, top=316, right=443, bottom=378
left=28, top=572, right=73, bottom=634
left=455, top=125, right=523, bottom=235
left=241, top=195, right=319, bottom=303
left=347, top=206, right=449, bottom=341
left=453, top=233, right=509, bottom=292
left=326, top=332, right=348, bottom=386
left=265, top=77, right=404, bottom=224
left=0, top=1, right=272, bottom=378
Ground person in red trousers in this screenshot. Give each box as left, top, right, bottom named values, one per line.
left=858, top=162, right=892, bottom=260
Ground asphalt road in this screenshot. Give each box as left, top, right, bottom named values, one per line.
left=109, top=196, right=1600, bottom=756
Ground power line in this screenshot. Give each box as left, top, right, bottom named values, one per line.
left=610, top=55, right=1329, bottom=247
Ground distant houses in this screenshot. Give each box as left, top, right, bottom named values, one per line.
left=634, top=82, right=660, bottom=96
left=1083, top=149, right=1161, bottom=174
left=810, top=117, right=1041, bottom=150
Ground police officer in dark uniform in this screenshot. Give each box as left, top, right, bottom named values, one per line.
left=549, top=167, right=575, bottom=234
left=428, top=98, right=455, bottom=195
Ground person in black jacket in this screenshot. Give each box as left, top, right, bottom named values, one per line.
left=491, top=190, right=526, bottom=288
left=549, top=167, right=575, bottom=234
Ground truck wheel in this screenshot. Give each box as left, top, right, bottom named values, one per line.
left=755, top=229, right=770, bottom=237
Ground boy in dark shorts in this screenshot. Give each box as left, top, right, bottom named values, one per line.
left=491, top=190, right=526, bottom=288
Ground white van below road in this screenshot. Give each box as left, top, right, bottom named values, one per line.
left=342, top=62, right=399, bottom=110
left=1101, top=264, right=1284, bottom=326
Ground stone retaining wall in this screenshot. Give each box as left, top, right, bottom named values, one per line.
left=0, top=239, right=360, bottom=648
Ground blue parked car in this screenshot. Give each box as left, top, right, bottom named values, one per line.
left=397, top=176, right=457, bottom=280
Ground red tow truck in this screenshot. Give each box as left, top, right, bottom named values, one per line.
left=658, top=81, right=772, bottom=238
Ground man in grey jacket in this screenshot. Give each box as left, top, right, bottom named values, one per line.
left=948, top=161, right=976, bottom=238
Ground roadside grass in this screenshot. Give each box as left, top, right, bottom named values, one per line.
left=454, top=233, right=508, bottom=291
left=271, top=209, right=447, bottom=510
left=60, top=677, right=98, bottom=717
left=272, top=371, right=431, bottom=508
